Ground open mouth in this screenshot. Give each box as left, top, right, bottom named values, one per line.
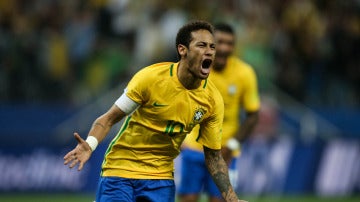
left=202, top=59, right=212, bottom=69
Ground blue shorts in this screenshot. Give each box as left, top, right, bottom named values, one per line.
left=177, top=149, right=221, bottom=198
left=96, top=176, right=175, bottom=202
left=177, top=149, right=237, bottom=198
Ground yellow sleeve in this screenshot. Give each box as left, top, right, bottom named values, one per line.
left=243, top=67, right=260, bottom=112
left=197, top=94, right=224, bottom=150
left=125, top=68, right=150, bottom=104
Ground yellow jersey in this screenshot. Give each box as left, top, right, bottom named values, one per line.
left=101, top=62, right=224, bottom=179
left=183, top=56, right=260, bottom=151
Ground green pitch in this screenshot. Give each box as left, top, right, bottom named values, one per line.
left=0, top=193, right=94, bottom=202
left=0, top=193, right=358, bottom=202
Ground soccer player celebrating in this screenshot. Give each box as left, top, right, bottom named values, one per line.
left=178, top=23, right=260, bottom=202
left=64, top=21, right=246, bottom=202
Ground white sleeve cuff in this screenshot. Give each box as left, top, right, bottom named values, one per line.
left=114, top=89, right=140, bottom=114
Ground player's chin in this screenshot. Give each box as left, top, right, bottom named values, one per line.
left=198, top=73, right=209, bottom=80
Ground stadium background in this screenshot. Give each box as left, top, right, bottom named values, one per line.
left=0, top=0, right=359, bottom=201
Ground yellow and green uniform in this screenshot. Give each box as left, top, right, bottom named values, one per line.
left=183, top=56, right=260, bottom=152
left=101, top=62, right=224, bottom=179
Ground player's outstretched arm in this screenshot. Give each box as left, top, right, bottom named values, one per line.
left=64, top=105, right=126, bottom=171
left=203, top=146, right=248, bottom=202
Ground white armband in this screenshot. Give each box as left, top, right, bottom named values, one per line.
left=86, top=136, right=98, bottom=152
left=114, top=90, right=140, bottom=114
left=226, top=138, right=240, bottom=150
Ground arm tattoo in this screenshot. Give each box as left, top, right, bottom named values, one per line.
left=93, top=122, right=106, bottom=129
left=204, top=147, right=238, bottom=201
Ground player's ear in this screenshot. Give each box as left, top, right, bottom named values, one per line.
left=177, top=44, right=187, bottom=57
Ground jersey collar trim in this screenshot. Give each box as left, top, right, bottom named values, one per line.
left=203, top=79, right=208, bottom=89
left=170, top=63, right=174, bottom=76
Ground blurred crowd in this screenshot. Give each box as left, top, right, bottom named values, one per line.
left=0, top=0, right=359, bottom=108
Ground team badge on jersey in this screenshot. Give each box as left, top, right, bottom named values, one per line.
left=193, top=108, right=206, bottom=122
left=188, top=107, right=206, bottom=129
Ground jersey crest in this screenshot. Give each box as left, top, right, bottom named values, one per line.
left=190, top=107, right=206, bottom=126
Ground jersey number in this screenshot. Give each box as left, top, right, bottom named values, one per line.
left=165, top=121, right=184, bottom=136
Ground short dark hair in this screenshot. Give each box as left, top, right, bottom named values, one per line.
left=175, top=20, right=214, bottom=58
left=214, top=23, right=234, bottom=35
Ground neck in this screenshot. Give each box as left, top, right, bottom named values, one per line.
left=177, top=61, right=202, bottom=90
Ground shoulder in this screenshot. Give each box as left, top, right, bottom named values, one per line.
left=229, top=56, right=254, bottom=73
left=135, top=62, right=174, bottom=77
left=132, top=62, right=174, bottom=82
left=227, top=56, right=257, bottom=80
left=126, top=62, right=175, bottom=102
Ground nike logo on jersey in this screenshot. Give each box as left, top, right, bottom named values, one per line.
left=153, top=102, right=168, bottom=107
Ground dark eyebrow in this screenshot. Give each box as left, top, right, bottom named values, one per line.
left=196, top=41, right=207, bottom=45
left=196, top=41, right=215, bottom=46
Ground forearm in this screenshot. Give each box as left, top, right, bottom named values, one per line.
left=87, top=105, right=125, bottom=144
left=204, top=147, right=238, bottom=201
left=237, top=111, right=259, bottom=142
left=87, top=116, right=113, bottom=144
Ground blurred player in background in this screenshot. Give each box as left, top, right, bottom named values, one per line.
left=178, top=23, right=260, bottom=202
left=64, top=20, right=246, bottom=202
